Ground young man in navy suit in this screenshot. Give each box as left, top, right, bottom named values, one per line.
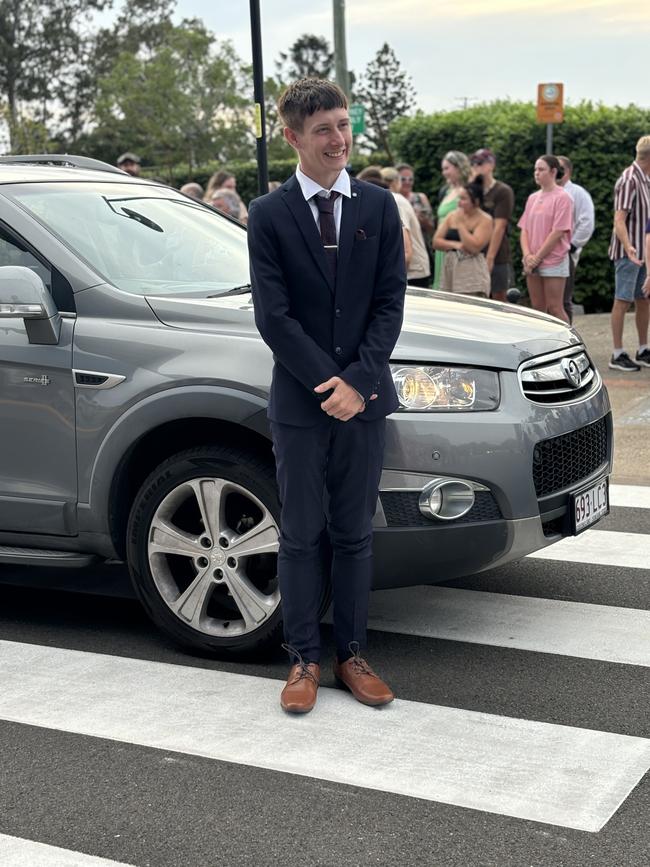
left=247, top=78, right=406, bottom=713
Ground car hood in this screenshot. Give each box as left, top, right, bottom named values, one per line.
left=146, top=287, right=582, bottom=372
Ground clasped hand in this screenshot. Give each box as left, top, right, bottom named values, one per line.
left=314, top=376, right=377, bottom=422
left=522, top=252, right=539, bottom=275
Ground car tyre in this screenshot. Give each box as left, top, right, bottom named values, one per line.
left=127, top=445, right=331, bottom=657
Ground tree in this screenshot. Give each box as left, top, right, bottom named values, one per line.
left=0, top=0, right=108, bottom=152
left=354, top=43, right=416, bottom=161
left=275, top=34, right=333, bottom=82
left=91, top=22, right=253, bottom=173
left=263, top=75, right=292, bottom=161
left=57, top=0, right=176, bottom=148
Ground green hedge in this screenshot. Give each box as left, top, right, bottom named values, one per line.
left=390, top=101, right=650, bottom=312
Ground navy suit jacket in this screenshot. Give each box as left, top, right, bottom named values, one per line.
left=247, top=174, right=407, bottom=426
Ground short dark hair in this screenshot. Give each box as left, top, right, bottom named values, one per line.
left=557, top=154, right=573, bottom=173
left=278, top=78, right=348, bottom=131
left=356, top=165, right=383, bottom=181
left=538, top=154, right=565, bottom=180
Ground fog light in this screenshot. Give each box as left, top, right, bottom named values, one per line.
left=418, top=479, right=476, bottom=521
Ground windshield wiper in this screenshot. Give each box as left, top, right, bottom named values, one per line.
left=121, top=207, right=164, bottom=232
left=207, top=283, right=252, bottom=298
left=102, top=196, right=164, bottom=231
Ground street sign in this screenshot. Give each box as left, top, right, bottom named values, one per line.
left=350, top=103, right=365, bottom=135
left=537, top=83, right=564, bottom=123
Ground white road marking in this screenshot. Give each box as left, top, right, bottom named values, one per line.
left=609, top=484, right=650, bottom=510
left=365, top=586, right=650, bottom=666
left=0, top=834, right=135, bottom=867
left=0, top=641, right=648, bottom=833
left=528, top=529, right=648, bottom=569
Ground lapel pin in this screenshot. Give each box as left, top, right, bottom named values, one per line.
left=352, top=192, right=357, bottom=197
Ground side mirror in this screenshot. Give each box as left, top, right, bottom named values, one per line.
left=0, top=266, right=61, bottom=344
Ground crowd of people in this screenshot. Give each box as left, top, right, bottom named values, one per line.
left=116, top=135, right=650, bottom=371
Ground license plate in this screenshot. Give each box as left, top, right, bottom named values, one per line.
left=571, top=477, right=609, bottom=534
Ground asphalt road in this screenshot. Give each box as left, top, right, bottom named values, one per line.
left=0, top=493, right=648, bottom=867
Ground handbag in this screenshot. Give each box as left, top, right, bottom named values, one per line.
left=441, top=250, right=490, bottom=296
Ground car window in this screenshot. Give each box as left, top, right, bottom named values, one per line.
left=0, top=226, right=52, bottom=293
left=6, top=182, right=250, bottom=297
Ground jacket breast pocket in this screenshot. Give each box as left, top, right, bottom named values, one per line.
left=353, top=235, right=378, bottom=258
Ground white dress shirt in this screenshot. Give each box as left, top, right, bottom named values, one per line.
left=564, top=180, right=595, bottom=251
left=295, top=165, right=352, bottom=242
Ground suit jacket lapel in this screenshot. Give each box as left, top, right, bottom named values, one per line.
left=282, top=176, right=335, bottom=291
left=336, top=179, right=361, bottom=295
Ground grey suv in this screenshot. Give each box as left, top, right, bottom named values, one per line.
left=0, top=156, right=612, bottom=655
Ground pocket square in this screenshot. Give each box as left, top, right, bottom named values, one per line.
left=355, top=228, right=367, bottom=240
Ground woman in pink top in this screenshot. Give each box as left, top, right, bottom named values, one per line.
left=518, top=155, right=573, bottom=322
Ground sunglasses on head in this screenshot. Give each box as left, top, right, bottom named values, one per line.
left=471, top=159, right=486, bottom=166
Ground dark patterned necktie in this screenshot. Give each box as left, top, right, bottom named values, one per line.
left=314, top=191, right=340, bottom=280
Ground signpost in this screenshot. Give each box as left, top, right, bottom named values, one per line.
left=350, top=103, right=366, bottom=136
left=249, top=0, right=268, bottom=196
left=537, top=83, right=564, bottom=154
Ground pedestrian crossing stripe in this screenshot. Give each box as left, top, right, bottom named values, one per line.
left=0, top=833, right=135, bottom=866
left=529, top=528, right=648, bottom=569
left=609, top=484, right=650, bottom=510
left=363, top=586, right=650, bottom=666
left=0, top=640, right=648, bottom=833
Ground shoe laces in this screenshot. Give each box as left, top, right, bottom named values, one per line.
left=346, top=641, right=375, bottom=677
left=282, top=643, right=319, bottom=685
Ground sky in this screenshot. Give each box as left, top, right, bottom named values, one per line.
left=174, top=0, right=649, bottom=113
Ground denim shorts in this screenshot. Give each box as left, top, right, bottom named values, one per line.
left=614, top=256, right=647, bottom=302
left=537, top=255, right=570, bottom=278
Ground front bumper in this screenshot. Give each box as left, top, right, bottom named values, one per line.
left=371, top=369, right=612, bottom=590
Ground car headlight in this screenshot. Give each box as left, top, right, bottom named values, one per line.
left=390, top=364, right=500, bottom=411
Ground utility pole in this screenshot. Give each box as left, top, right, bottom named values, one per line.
left=249, top=0, right=268, bottom=196
left=333, top=0, right=350, bottom=97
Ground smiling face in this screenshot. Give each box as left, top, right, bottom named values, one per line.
left=284, top=107, right=352, bottom=189
left=441, top=159, right=460, bottom=186
left=534, top=158, right=556, bottom=189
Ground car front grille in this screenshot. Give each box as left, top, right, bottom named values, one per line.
left=380, top=490, right=502, bottom=527
left=533, top=416, right=608, bottom=498
left=519, top=346, right=599, bottom=404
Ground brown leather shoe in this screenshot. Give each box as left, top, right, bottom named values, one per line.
left=334, top=648, right=394, bottom=707
left=280, top=661, right=320, bottom=713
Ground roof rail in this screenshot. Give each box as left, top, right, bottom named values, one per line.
left=0, top=154, right=126, bottom=175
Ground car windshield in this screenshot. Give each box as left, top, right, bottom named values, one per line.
left=7, top=182, right=250, bottom=296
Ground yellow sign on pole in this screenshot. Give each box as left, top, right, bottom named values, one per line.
left=254, top=103, right=263, bottom=139
left=537, top=83, right=564, bottom=123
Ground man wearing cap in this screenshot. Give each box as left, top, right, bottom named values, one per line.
left=470, top=149, right=515, bottom=302
left=116, top=152, right=141, bottom=176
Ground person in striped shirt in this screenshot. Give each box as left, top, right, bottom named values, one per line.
left=608, top=135, right=650, bottom=371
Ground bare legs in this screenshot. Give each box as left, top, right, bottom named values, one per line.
left=526, top=275, right=570, bottom=323
left=611, top=298, right=631, bottom=349
left=611, top=298, right=649, bottom=349
left=635, top=298, right=649, bottom=346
